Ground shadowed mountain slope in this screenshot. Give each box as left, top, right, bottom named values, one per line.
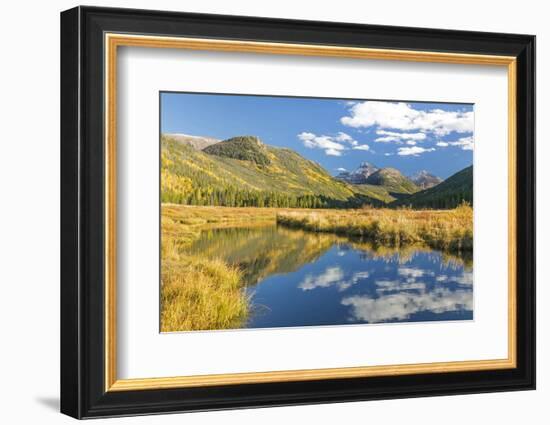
left=391, top=166, right=473, bottom=209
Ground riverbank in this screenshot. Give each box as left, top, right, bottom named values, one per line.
left=276, top=204, right=473, bottom=252
left=161, top=205, right=278, bottom=332
left=161, top=204, right=473, bottom=332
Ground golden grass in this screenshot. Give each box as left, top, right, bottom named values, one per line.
left=161, top=238, right=249, bottom=332
left=276, top=203, right=473, bottom=252
left=160, top=205, right=278, bottom=332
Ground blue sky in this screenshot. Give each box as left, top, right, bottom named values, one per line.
left=161, top=92, right=474, bottom=179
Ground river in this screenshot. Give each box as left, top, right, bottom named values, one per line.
left=186, top=224, right=473, bottom=329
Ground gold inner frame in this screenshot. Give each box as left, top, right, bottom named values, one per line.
left=104, top=33, right=518, bottom=392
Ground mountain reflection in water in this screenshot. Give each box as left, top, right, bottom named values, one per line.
left=186, top=225, right=473, bottom=329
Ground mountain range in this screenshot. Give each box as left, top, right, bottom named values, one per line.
left=392, top=166, right=473, bottom=209
left=163, top=133, right=219, bottom=150
left=162, top=133, right=472, bottom=209
left=409, top=170, right=443, bottom=189
left=335, top=162, right=379, bottom=184
left=337, top=163, right=442, bottom=191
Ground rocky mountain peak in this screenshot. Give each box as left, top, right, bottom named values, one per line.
left=336, top=162, right=379, bottom=184
left=409, top=170, right=443, bottom=189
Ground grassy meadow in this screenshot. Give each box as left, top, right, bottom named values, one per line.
left=276, top=203, right=473, bottom=252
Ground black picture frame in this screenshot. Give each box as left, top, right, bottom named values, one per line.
left=61, top=5, right=535, bottom=419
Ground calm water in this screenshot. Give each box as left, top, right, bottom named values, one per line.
left=187, top=225, right=473, bottom=329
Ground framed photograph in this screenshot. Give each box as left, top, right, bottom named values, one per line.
left=60, top=6, right=535, bottom=419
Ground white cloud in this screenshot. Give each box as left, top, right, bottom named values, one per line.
left=297, top=131, right=360, bottom=156
left=335, top=132, right=352, bottom=141
left=341, top=101, right=474, bottom=137
left=326, top=148, right=343, bottom=156
left=397, top=146, right=435, bottom=156
left=336, top=167, right=347, bottom=172
left=298, top=132, right=346, bottom=156
left=375, top=130, right=427, bottom=143
left=436, top=141, right=449, bottom=147
left=448, top=136, right=474, bottom=151
left=405, top=140, right=416, bottom=146
left=298, top=132, right=315, bottom=139
left=352, top=144, right=370, bottom=151
left=335, top=132, right=358, bottom=146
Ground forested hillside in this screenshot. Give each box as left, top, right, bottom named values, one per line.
left=365, top=168, right=419, bottom=195
left=391, top=166, right=473, bottom=209
left=161, top=134, right=472, bottom=210
left=161, top=135, right=388, bottom=208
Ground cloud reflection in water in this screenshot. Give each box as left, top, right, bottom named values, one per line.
left=299, top=266, right=370, bottom=292
left=341, top=267, right=473, bottom=323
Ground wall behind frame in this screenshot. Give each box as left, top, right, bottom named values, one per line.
left=0, top=1, right=543, bottom=424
